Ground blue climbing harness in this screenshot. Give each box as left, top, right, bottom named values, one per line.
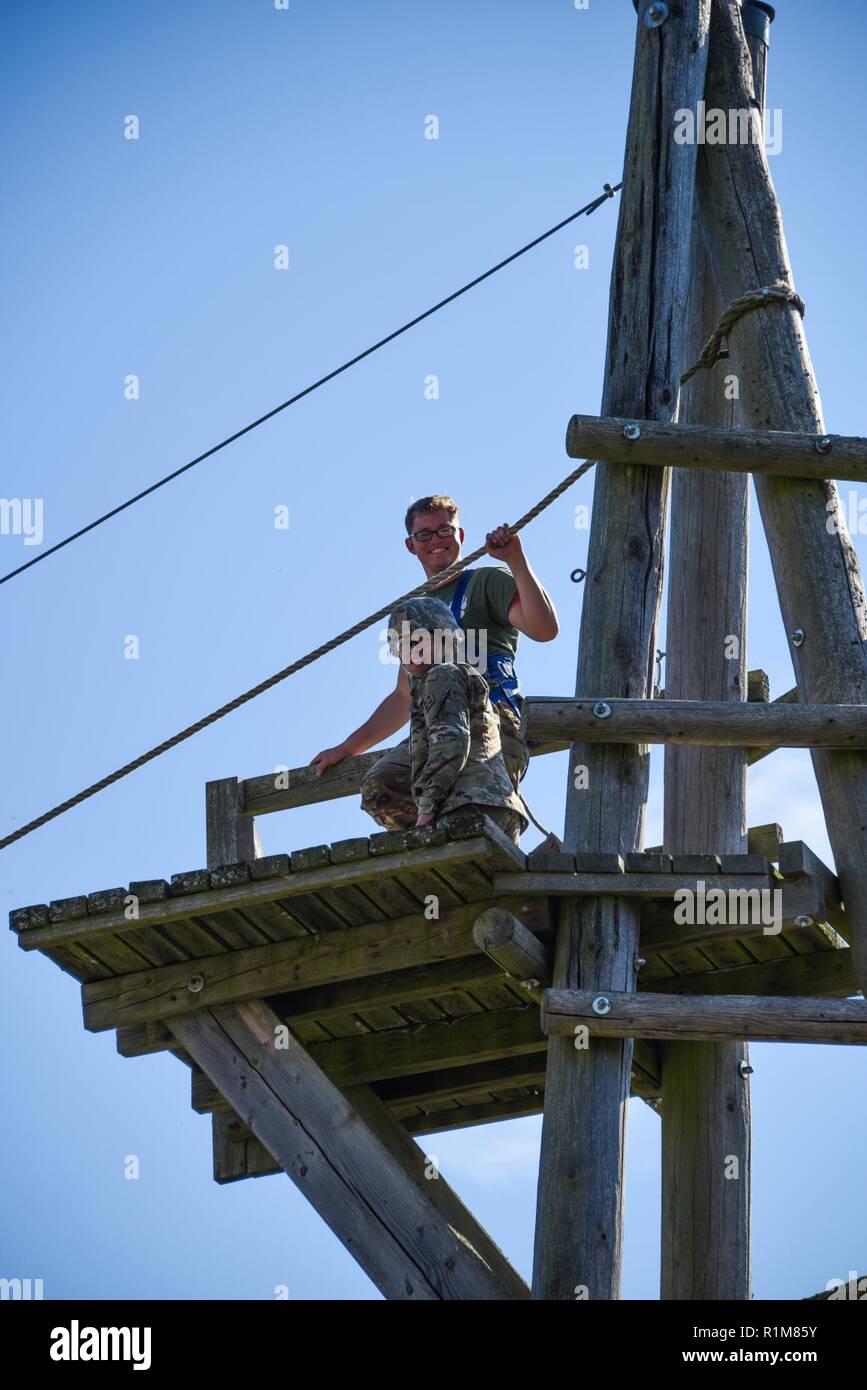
left=448, top=567, right=523, bottom=720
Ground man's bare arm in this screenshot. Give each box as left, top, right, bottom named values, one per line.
left=311, top=665, right=412, bottom=775
left=487, top=525, right=559, bottom=641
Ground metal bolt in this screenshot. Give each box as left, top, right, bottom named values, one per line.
left=815, top=436, right=833, bottom=455
left=791, top=628, right=806, bottom=648
left=643, top=1, right=669, bottom=27
left=739, top=1060, right=754, bottom=1078
left=794, top=914, right=814, bottom=929
left=593, top=700, right=612, bottom=719
left=623, top=422, right=641, bottom=441
left=592, top=995, right=613, bottom=1015
left=570, top=567, right=586, bottom=584
left=634, top=955, right=647, bottom=971
left=187, top=973, right=205, bottom=994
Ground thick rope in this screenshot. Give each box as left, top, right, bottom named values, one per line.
left=0, top=458, right=596, bottom=851
left=680, top=283, right=806, bottom=385
left=517, top=790, right=552, bottom=840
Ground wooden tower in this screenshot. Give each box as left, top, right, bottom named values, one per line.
left=11, top=0, right=867, bottom=1300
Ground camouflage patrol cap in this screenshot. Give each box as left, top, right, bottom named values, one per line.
left=387, top=596, right=461, bottom=637
left=387, top=596, right=464, bottom=663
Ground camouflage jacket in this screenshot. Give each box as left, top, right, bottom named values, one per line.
left=409, top=662, right=527, bottom=824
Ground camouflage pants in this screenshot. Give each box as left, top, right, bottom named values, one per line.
left=360, top=700, right=529, bottom=833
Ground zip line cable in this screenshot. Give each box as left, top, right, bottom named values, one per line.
left=1, top=181, right=621, bottom=851
left=1, top=182, right=620, bottom=588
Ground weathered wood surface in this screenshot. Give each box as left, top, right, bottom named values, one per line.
left=660, top=32, right=755, bottom=1296
left=472, top=907, right=552, bottom=1002
left=15, top=824, right=521, bottom=953
left=495, top=869, right=774, bottom=899
left=170, top=1000, right=529, bottom=1300
left=242, top=740, right=567, bottom=816
left=698, top=0, right=867, bottom=993
left=525, top=698, right=867, bottom=749
left=542, top=988, right=867, bottom=1044
left=535, top=0, right=713, bottom=1303
left=655, top=945, right=856, bottom=1001
left=83, top=901, right=486, bottom=1032
left=647, top=823, right=783, bottom=859
left=565, top=414, right=867, bottom=483
left=206, top=776, right=261, bottom=869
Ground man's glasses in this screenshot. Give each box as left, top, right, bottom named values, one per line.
left=410, top=523, right=458, bottom=543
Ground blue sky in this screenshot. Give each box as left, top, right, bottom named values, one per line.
left=2, top=0, right=865, bottom=1300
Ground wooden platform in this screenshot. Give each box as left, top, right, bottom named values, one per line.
left=10, top=813, right=855, bottom=1186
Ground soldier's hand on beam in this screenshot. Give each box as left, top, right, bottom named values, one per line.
left=485, top=523, right=522, bottom=563
left=311, top=745, right=348, bottom=776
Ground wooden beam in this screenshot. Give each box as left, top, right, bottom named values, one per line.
left=541, top=990, right=867, bottom=1045
left=565, top=414, right=867, bottom=484
left=472, top=907, right=552, bottom=1002
left=82, top=900, right=483, bottom=1032
left=698, top=0, right=867, bottom=993
left=534, top=0, right=713, bottom=1302
left=495, top=870, right=774, bottom=899
left=206, top=776, right=261, bottom=869
left=524, top=698, right=867, bottom=749
left=307, top=1006, right=547, bottom=1086
left=652, top=947, right=857, bottom=1001
left=242, top=742, right=566, bottom=817
left=169, top=1000, right=529, bottom=1299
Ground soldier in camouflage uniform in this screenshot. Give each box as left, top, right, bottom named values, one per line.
left=386, top=598, right=527, bottom=843
left=311, top=496, right=559, bottom=829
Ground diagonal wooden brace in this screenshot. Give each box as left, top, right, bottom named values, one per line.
left=168, top=998, right=529, bottom=1301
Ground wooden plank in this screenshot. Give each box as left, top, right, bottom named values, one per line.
left=83, top=901, right=483, bottom=1032
left=267, top=954, right=506, bottom=1027
left=565, top=413, right=867, bottom=484
left=542, top=989, right=867, bottom=1044
left=494, top=870, right=772, bottom=899
left=524, top=697, right=867, bottom=749
left=16, top=836, right=498, bottom=951
left=653, top=947, right=856, bottom=1000
left=169, top=1000, right=528, bottom=1299
left=698, top=0, right=867, bottom=994
left=405, top=1094, right=544, bottom=1135
left=535, top=0, right=713, bottom=1302
left=206, top=777, right=261, bottom=869
left=242, top=747, right=561, bottom=818
left=307, top=1005, right=546, bottom=1086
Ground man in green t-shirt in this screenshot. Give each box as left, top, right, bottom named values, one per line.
left=310, top=494, right=559, bottom=831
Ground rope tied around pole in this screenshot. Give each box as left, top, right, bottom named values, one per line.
left=0, top=457, right=596, bottom=852
left=679, top=282, right=806, bottom=385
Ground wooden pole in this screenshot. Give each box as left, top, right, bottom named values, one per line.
left=541, top=990, right=867, bottom=1045
left=524, top=698, right=867, bottom=748
left=659, top=6, right=773, bottom=1299
left=565, top=415, right=867, bottom=482
left=697, top=0, right=867, bottom=993
left=169, top=1000, right=530, bottom=1300
left=532, top=0, right=712, bottom=1301
left=206, top=776, right=261, bottom=868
